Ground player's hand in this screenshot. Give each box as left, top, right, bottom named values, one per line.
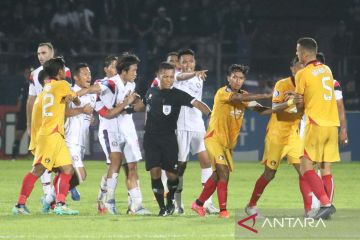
left=89, top=83, right=102, bottom=94
left=195, top=70, right=208, bottom=81
left=264, top=92, right=273, bottom=99
left=82, top=103, right=93, bottom=115
left=339, top=128, right=348, bottom=146
left=63, top=95, right=75, bottom=104
left=293, top=94, right=303, bottom=104
left=284, top=91, right=296, bottom=101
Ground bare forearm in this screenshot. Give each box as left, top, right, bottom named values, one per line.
left=337, top=99, right=347, bottom=130
left=192, top=100, right=211, bottom=116
left=231, top=93, right=271, bottom=102
left=26, top=96, right=35, bottom=128
left=176, top=72, right=196, bottom=81
left=66, top=107, right=84, bottom=117
left=104, top=102, right=129, bottom=119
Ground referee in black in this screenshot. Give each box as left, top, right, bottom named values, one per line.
left=131, top=62, right=211, bottom=216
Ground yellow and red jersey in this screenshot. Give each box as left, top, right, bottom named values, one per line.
left=28, top=91, right=44, bottom=153
left=266, top=77, right=301, bottom=144
left=295, top=60, right=339, bottom=127
left=38, top=80, right=76, bottom=136
left=205, top=86, right=248, bottom=149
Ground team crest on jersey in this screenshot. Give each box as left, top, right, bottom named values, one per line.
left=45, top=158, right=50, bottom=163
left=273, top=90, right=280, bottom=97
left=163, top=105, right=171, bottom=115
left=271, top=160, right=276, bottom=166
left=72, top=156, right=79, bottom=162
left=112, top=141, right=118, bottom=147
left=218, top=155, right=225, bottom=161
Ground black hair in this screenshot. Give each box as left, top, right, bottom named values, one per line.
left=116, top=52, right=140, bottom=73
left=178, top=49, right=195, bottom=60
left=290, top=56, right=300, bottom=67
left=158, top=62, right=175, bottom=72
left=39, top=57, right=65, bottom=84
left=73, top=63, right=89, bottom=77
left=227, top=64, right=249, bottom=76
left=316, top=52, right=326, bottom=64
left=297, top=37, right=318, bottom=53
left=167, top=51, right=178, bottom=58
left=104, top=55, right=118, bottom=68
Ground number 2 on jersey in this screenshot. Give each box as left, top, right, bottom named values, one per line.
left=43, top=93, right=54, bottom=117
left=322, top=77, right=332, bottom=101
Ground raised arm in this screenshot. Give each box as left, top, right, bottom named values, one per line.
left=176, top=70, right=208, bottom=81
left=191, top=100, right=211, bottom=116
left=230, top=92, right=272, bottom=103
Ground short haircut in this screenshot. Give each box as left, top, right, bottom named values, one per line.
left=38, top=42, right=54, bottom=51
left=290, top=56, right=300, bottom=67
left=73, top=63, right=89, bottom=77
left=104, top=55, right=118, bottom=68
left=116, top=52, right=140, bottom=73
left=178, top=49, right=195, bottom=60
left=167, top=51, right=178, bottom=58
left=41, top=56, right=65, bottom=80
left=297, top=37, right=318, bottom=53
left=158, top=62, right=175, bottom=72
left=316, top=52, right=326, bottom=64
left=227, top=64, right=249, bottom=76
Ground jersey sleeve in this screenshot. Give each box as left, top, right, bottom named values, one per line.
left=28, top=71, right=37, bottom=96
left=94, top=95, right=109, bottom=117
left=272, top=81, right=284, bottom=103
left=176, top=89, right=195, bottom=107
left=57, top=81, right=76, bottom=97
left=217, top=88, right=233, bottom=103
left=295, top=70, right=305, bottom=95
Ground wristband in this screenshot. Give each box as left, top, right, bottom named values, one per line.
left=287, top=99, right=294, bottom=106
left=125, top=107, right=136, bottom=114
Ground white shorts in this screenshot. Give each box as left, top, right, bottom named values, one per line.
left=98, top=129, right=122, bottom=163
left=66, top=143, right=85, bottom=168
left=119, top=132, right=142, bottom=164
left=176, top=130, right=206, bottom=162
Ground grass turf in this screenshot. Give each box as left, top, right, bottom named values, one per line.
left=0, top=160, right=359, bottom=239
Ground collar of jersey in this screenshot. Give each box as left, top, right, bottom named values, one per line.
left=305, top=60, right=322, bottom=67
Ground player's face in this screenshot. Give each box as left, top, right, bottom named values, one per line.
left=37, top=46, right=54, bottom=66
left=180, top=54, right=195, bottom=73
left=104, top=60, right=117, bottom=78
left=296, top=44, right=306, bottom=64
left=58, top=67, right=66, bottom=80
left=227, top=71, right=245, bottom=91
left=167, top=55, right=180, bottom=69
left=123, top=64, right=138, bottom=82
left=159, top=69, right=175, bottom=89
left=290, top=62, right=303, bottom=76
left=75, top=67, right=92, bottom=88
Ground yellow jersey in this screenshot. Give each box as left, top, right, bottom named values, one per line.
left=295, top=60, right=339, bottom=126
left=28, top=91, right=44, bottom=152
left=206, top=86, right=248, bottom=149
left=38, top=80, right=76, bottom=136
left=266, top=77, right=301, bottom=144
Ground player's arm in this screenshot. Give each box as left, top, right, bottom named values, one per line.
left=191, top=99, right=212, bottom=116
left=26, top=95, right=36, bottom=134
left=65, top=103, right=93, bottom=117
left=176, top=70, right=208, bottom=81
left=245, top=101, right=272, bottom=115
left=76, top=84, right=102, bottom=97
left=229, top=92, right=272, bottom=103
left=337, top=98, right=348, bottom=145
left=98, top=92, right=138, bottom=119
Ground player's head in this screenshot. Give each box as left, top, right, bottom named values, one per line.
left=296, top=37, right=317, bottom=64
left=158, top=62, right=175, bottom=89
left=178, top=49, right=195, bottom=73
left=166, top=52, right=180, bottom=69
left=316, top=52, right=326, bottom=64
left=104, top=55, right=118, bottom=78
left=290, top=56, right=303, bottom=76
left=73, top=63, right=91, bottom=88
left=117, top=52, right=140, bottom=82
left=37, top=42, right=54, bottom=66
left=227, top=64, right=249, bottom=91
left=41, top=56, right=66, bottom=81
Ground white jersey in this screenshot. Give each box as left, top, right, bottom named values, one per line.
left=29, top=66, right=71, bottom=96
left=113, top=75, right=138, bottom=136
left=65, top=84, right=97, bottom=147
left=174, top=72, right=205, bottom=132
left=94, top=78, right=119, bottom=132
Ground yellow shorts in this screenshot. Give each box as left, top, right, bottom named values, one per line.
left=33, top=133, right=72, bottom=171
left=302, top=124, right=340, bottom=163
left=261, top=134, right=301, bottom=170
left=205, top=138, right=234, bottom=172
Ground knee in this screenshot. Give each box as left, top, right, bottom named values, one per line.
left=263, top=169, right=276, bottom=181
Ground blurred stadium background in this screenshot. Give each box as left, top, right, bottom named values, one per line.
left=0, top=0, right=359, bottom=160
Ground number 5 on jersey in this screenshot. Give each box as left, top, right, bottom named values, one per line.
left=322, top=77, right=332, bottom=101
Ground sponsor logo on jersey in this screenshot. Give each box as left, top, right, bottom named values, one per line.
left=163, top=105, right=172, bottom=115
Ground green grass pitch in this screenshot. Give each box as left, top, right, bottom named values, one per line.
left=0, top=159, right=359, bottom=239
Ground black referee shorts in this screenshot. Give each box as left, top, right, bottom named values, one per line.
left=16, top=112, right=27, bottom=131
left=143, top=132, right=178, bottom=174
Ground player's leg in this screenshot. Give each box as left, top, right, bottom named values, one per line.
left=122, top=135, right=150, bottom=214
left=12, top=163, right=46, bottom=214
left=320, top=162, right=334, bottom=202
left=193, top=131, right=219, bottom=214
left=174, top=130, right=190, bottom=213
left=161, top=169, right=169, bottom=197
left=68, top=144, right=86, bottom=201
